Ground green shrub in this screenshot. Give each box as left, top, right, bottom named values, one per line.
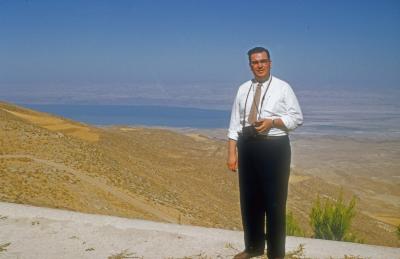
left=286, top=211, right=305, bottom=237
left=397, top=224, right=400, bottom=240
left=310, top=192, right=357, bottom=242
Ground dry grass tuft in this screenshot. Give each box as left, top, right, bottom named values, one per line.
left=284, top=244, right=309, bottom=259
left=224, top=242, right=238, bottom=251
left=166, top=252, right=214, bottom=259
left=108, top=249, right=141, bottom=259
left=342, top=255, right=367, bottom=259
left=0, top=242, right=11, bottom=253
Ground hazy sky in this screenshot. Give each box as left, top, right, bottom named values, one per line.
left=1, top=0, right=399, bottom=106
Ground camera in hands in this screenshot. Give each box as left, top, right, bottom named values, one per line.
left=240, top=125, right=259, bottom=140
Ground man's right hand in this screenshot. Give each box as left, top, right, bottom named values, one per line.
left=227, top=154, right=238, bottom=172
left=227, top=139, right=238, bottom=172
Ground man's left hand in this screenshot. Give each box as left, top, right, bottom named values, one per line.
left=254, top=119, right=273, bottom=133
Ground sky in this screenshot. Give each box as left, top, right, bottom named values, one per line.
left=0, top=0, right=399, bottom=108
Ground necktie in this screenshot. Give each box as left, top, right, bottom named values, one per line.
left=248, top=82, right=262, bottom=125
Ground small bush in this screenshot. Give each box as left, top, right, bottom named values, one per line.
left=397, top=224, right=400, bottom=240
left=310, top=192, right=357, bottom=242
left=286, top=211, right=305, bottom=237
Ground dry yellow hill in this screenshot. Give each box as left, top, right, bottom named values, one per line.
left=0, top=101, right=399, bottom=247
left=0, top=101, right=238, bottom=227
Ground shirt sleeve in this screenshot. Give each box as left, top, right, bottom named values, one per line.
left=227, top=90, right=241, bottom=141
left=280, top=84, right=303, bottom=131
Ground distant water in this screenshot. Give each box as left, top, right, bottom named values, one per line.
left=296, top=89, right=400, bottom=138
left=21, top=90, right=400, bottom=138
left=22, top=104, right=230, bottom=129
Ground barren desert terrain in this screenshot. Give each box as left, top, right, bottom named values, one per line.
left=0, top=101, right=399, bottom=247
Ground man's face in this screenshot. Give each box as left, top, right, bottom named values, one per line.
left=249, top=51, right=271, bottom=81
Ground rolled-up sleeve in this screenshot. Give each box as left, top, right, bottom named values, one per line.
left=228, top=92, right=241, bottom=141
left=280, top=85, right=303, bottom=131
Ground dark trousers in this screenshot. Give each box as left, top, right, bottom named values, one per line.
left=237, top=135, right=291, bottom=258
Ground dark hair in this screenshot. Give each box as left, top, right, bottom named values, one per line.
left=247, top=47, right=270, bottom=61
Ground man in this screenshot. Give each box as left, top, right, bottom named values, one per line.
left=227, top=47, right=303, bottom=259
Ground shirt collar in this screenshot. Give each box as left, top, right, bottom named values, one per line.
left=252, top=74, right=272, bottom=87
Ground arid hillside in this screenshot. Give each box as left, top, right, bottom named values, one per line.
left=0, top=101, right=399, bottom=247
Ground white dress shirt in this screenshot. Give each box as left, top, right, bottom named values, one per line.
left=228, top=75, right=303, bottom=140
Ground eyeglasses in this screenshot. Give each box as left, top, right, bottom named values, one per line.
left=250, top=59, right=270, bottom=66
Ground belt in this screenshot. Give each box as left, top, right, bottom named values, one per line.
left=238, top=134, right=288, bottom=141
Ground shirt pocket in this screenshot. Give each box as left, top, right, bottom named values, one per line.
left=262, top=95, right=284, bottom=116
